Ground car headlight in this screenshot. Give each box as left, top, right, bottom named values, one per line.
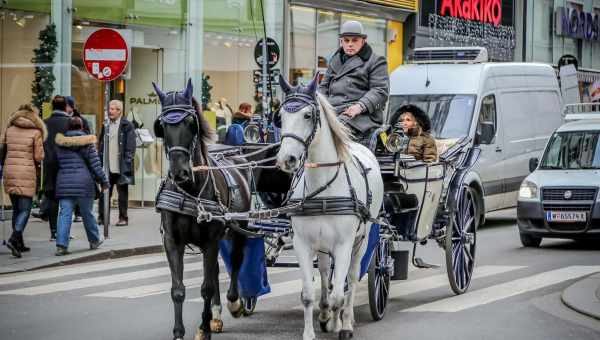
left=519, top=180, right=538, bottom=199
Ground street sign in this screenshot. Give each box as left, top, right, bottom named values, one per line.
left=253, top=68, right=281, bottom=84
left=254, top=37, right=280, bottom=69
left=83, top=28, right=129, bottom=81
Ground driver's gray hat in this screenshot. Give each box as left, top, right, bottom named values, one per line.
left=339, top=20, right=367, bottom=38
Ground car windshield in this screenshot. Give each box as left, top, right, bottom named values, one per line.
left=389, top=94, right=476, bottom=139
left=540, top=130, right=600, bottom=170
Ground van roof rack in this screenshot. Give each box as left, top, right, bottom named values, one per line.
left=410, top=47, right=488, bottom=64
left=563, top=103, right=600, bottom=121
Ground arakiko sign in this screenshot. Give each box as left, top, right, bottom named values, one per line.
left=555, top=7, right=600, bottom=42
left=440, top=0, right=503, bottom=27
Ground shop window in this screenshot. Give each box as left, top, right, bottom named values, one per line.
left=290, top=6, right=316, bottom=86
left=531, top=0, right=554, bottom=63
left=316, top=10, right=341, bottom=75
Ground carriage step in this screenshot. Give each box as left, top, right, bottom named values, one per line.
left=412, top=257, right=440, bottom=269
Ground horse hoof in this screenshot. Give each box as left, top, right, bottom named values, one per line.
left=210, top=319, right=223, bottom=333
left=227, top=299, right=243, bottom=318
left=194, top=327, right=210, bottom=340
left=339, top=330, right=353, bottom=339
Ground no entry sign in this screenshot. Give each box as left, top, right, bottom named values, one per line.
left=83, top=29, right=129, bottom=81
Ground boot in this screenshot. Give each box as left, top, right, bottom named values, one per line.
left=6, top=233, right=22, bottom=258
left=17, top=233, right=30, bottom=252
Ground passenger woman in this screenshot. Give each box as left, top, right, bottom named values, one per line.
left=394, top=105, right=438, bottom=163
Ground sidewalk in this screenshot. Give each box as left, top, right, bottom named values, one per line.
left=562, top=272, right=600, bottom=320
left=0, top=207, right=163, bottom=274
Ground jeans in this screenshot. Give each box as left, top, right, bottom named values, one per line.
left=9, top=195, right=32, bottom=233
left=56, top=197, right=100, bottom=248
left=98, top=173, right=129, bottom=222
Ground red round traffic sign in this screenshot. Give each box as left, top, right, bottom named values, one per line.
left=83, top=29, right=129, bottom=81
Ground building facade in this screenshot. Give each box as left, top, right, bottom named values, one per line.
left=0, top=0, right=417, bottom=205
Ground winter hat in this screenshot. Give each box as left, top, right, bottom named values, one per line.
left=393, top=104, right=432, bottom=133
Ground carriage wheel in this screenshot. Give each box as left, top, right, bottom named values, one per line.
left=241, top=296, right=257, bottom=316
left=445, top=185, right=478, bottom=295
left=368, top=238, right=391, bottom=321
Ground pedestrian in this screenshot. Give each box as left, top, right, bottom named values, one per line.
left=43, top=95, right=71, bottom=240
left=65, top=96, right=90, bottom=223
left=232, top=102, right=253, bottom=125
left=54, top=116, right=108, bottom=256
left=0, top=104, right=47, bottom=258
left=319, top=20, right=389, bottom=146
left=98, top=100, right=136, bottom=227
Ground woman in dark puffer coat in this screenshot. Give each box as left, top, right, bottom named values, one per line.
left=54, top=117, right=108, bottom=256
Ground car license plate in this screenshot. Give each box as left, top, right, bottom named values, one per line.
left=546, top=211, right=587, bottom=222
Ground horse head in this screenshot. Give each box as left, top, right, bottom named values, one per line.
left=153, top=78, right=202, bottom=184
left=276, top=73, right=321, bottom=173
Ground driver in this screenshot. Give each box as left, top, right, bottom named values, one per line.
left=319, top=20, right=389, bottom=145
left=394, top=105, right=437, bottom=163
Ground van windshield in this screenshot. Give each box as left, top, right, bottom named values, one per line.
left=540, top=131, right=600, bottom=170
left=389, top=94, right=476, bottom=139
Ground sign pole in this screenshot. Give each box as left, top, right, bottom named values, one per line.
left=261, top=39, right=269, bottom=119
left=103, top=81, right=111, bottom=238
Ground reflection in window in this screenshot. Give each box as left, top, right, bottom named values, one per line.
left=316, top=10, right=340, bottom=75
left=289, top=6, right=316, bottom=86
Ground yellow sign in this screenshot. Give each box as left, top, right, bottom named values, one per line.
left=202, top=110, right=217, bottom=130
left=42, top=102, right=52, bottom=119
left=363, top=0, right=418, bottom=11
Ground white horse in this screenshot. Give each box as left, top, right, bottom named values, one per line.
left=276, top=74, right=384, bottom=340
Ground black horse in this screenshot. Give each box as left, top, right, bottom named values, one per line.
left=153, top=79, right=250, bottom=340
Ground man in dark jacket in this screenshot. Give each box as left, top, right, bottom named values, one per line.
left=98, top=100, right=136, bottom=226
left=319, top=20, right=389, bottom=144
left=43, top=96, right=71, bottom=240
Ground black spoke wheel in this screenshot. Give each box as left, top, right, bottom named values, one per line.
left=368, top=238, right=391, bottom=321
left=445, top=185, right=478, bottom=295
left=241, top=296, right=257, bottom=316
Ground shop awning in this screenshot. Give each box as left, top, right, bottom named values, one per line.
left=577, top=69, right=600, bottom=84
left=291, top=0, right=416, bottom=21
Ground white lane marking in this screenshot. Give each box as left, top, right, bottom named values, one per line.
left=88, top=267, right=296, bottom=299
left=0, top=261, right=205, bottom=296
left=404, top=266, right=600, bottom=313
left=0, top=254, right=172, bottom=286
left=354, top=265, right=524, bottom=307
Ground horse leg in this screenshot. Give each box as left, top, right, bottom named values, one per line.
left=340, top=232, right=366, bottom=340
left=330, top=242, right=353, bottom=335
left=317, top=252, right=333, bottom=332
left=226, top=227, right=245, bottom=318
left=294, top=236, right=317, bottom=340
left=210, top=287, right=223, bottom=333
left=195, top=242, right=219, bottom=340
left=163, top=223, right=186, bottom=340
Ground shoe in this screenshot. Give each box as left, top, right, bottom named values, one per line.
left=73, top=216, right=83, bottom=223
left=32, top=211, right=49, bottom=221
left=55, top=246, right=69, bottom=256
left=89, top=238, right=104, bottom=250
left=115, top=219, right=128, bottom=227
left=17, top=234, right=30, bottom=252
left=50, top=233, right=56, bottom=242
left=6, top=239, right=22, bottom=258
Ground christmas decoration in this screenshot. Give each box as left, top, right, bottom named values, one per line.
left=201, top=73, right=213, bottom=110
left=31, top=23, right=58, bottom=111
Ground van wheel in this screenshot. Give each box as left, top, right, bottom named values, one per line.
left=519, top=233, right=542, bottom=247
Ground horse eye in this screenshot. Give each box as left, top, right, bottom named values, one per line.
left=303, top=112, right=312, bottom=120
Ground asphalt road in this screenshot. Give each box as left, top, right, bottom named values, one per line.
left=1, top=215, right=599, bottom=340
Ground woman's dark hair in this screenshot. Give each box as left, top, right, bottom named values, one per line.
left=68, top=116, right=84, bottom=131
left=52, top=95, right=67, bottom=111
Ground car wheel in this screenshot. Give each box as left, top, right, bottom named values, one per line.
left=519, top=233, right=542, bottom=247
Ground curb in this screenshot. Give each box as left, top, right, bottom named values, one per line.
left=0, top=244, right=164, bottom=274
left=561, top=273, right=600, bottom=321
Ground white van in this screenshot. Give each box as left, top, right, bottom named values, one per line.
left=388, top=47, right=564, bottom=224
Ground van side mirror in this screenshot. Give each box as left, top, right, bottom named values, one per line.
left=529, top=157, right=539, bottom=173
left=478, top=122, right=495, bottom=144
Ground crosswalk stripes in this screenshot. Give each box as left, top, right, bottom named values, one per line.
left=403, top=265, right=600, bottom=313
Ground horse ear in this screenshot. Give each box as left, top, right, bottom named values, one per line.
left=183, top=78, right=193, bottom=101
left=152, top=82, right=166, bottom=104
left=306, top=72, right=320, bottom=95
left=279, top=74, right=292, bottom=95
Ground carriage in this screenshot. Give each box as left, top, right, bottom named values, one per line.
left=152, top=77, right=481, bottom=340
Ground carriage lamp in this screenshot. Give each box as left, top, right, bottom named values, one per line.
left=385, top=132, right=409, bottom=153
left=244, top=123, right=261, bottom=143
left=519, top=181, right=538, bottom=199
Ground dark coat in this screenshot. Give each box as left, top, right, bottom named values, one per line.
left=72, top=110, right=91, bottom=134
left=43, top=110, right=70, bottom=191
left=55, top=131, right=108, bottom=198
left=98, top=117, right=136, bottom=185
left=407, top=131, right=438, bottom=163
left=319, top=43, right=389, bottom=133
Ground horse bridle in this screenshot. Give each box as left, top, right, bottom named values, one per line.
left=279, top=92, right=321, bottom=152
left=157, top=96, right=200, bottom=161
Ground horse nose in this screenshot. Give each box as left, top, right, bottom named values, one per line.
left=174, top=168, right=191, bottom=183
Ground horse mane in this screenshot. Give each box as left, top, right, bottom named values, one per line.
left=316, top=92, right=351, bottom=161
left=191, top=97, right=216, bottom=165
